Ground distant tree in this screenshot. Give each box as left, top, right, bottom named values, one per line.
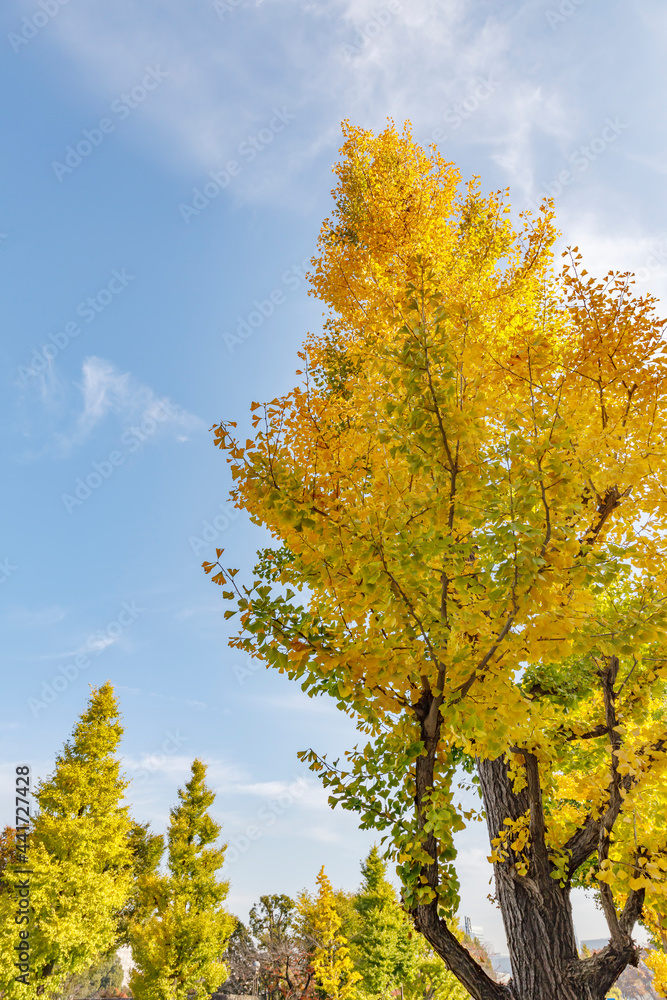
left=232, top=894, right=316, bottom=1000
left=350, top=847, right=471, bottom=1000
left=299, top=867, right=361, bottom=1000
left=222, top=920, right=259, bottom=995
left=0, top=682, right=133, bottom=999
left=117, top=822, right=165, bottom=943
left=250, top=895, right=297, bottom=947
left=406, top=943, right=472, bottom=1000
left=129, top=759, right=234, bottom=1000
left=350, top=847, right=420, bottom=997
left=636, top=948, right=667, bottom=998
left=0, top=827, right=16, bottom=891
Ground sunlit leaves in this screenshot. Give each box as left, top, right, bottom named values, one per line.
left=208, top=121, right=667, bottom=944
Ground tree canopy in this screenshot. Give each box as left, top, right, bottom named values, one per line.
left=207, top=121, right=667, bottom=1000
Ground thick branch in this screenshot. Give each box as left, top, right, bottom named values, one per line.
left=578, top=484, right=629, bottom=551
left=411, top=695, right=506, bottom=1000
left=573, top=937, right=641, bottom=997
left=564, top=723, right=608, bottom=742
left=565, top=657, right=626, bottom=880
left=598, top=656, right=625, bottom=944
left=620, top=886, right=645, bottom=934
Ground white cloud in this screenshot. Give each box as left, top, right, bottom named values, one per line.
left=8, top=0, right=655, bottom=269
left=72, top=356, right=202, bottom=444
left=234, top=776, right=312, bottom=799
left=76, top=357, right=132, bottom=437
left=9, top=1, right=524, bottom=190
left=20, top=356, right=204, bottom=458
left=85, top=633, right=118, bottom=654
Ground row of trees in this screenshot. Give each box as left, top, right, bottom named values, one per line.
left=0, top=683, right=235, bottom=1000
left=0, top=684, right=485, bottom=1000
left=226, top=853, right=492, bottom=1000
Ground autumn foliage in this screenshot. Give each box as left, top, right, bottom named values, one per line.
left=208, top=121, right=667, bottom=999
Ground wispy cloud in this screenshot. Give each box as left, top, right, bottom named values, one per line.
left=14, top=0, right=537, bottom=196
left=70, top=356, right=202, bottom=446
left=33, top=0, right=660, bottom=282
left=76, top=357, right=132, bottom=437
left=21, top=356, right=203, bottom=458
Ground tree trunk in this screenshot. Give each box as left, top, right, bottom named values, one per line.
left=477, top=756, right=584, bottom=1000
left=476, top=755, right=640, bottom=1000
left=410, top=692, right=641, bottom=1000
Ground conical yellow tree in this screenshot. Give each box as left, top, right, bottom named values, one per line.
left=207, top=121, right=667, bottom=1000
left=299, top=867, right=361, bottom=1000
left=129, top=759, right=234, bottom=1000
left=0, top=683, right=133, bottom=999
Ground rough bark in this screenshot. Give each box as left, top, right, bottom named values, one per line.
left=478, top=755, right=583, bottom=1000
left=409, top=688, right=643, bottom=1000
left=477, top=754, right=641, bottom=1000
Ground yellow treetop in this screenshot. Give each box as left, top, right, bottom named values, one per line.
left=300, top=866, right=361, bottom=1000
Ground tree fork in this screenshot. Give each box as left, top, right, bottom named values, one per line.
left=477, top=754, right=641, bottom=1000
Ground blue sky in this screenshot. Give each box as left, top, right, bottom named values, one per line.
left=2, top=0, right=667, bottom=955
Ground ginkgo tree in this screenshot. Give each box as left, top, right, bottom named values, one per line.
left=298, top=866, right=361, bottom=1000
left=206, top=121, right=667, bottom=1000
